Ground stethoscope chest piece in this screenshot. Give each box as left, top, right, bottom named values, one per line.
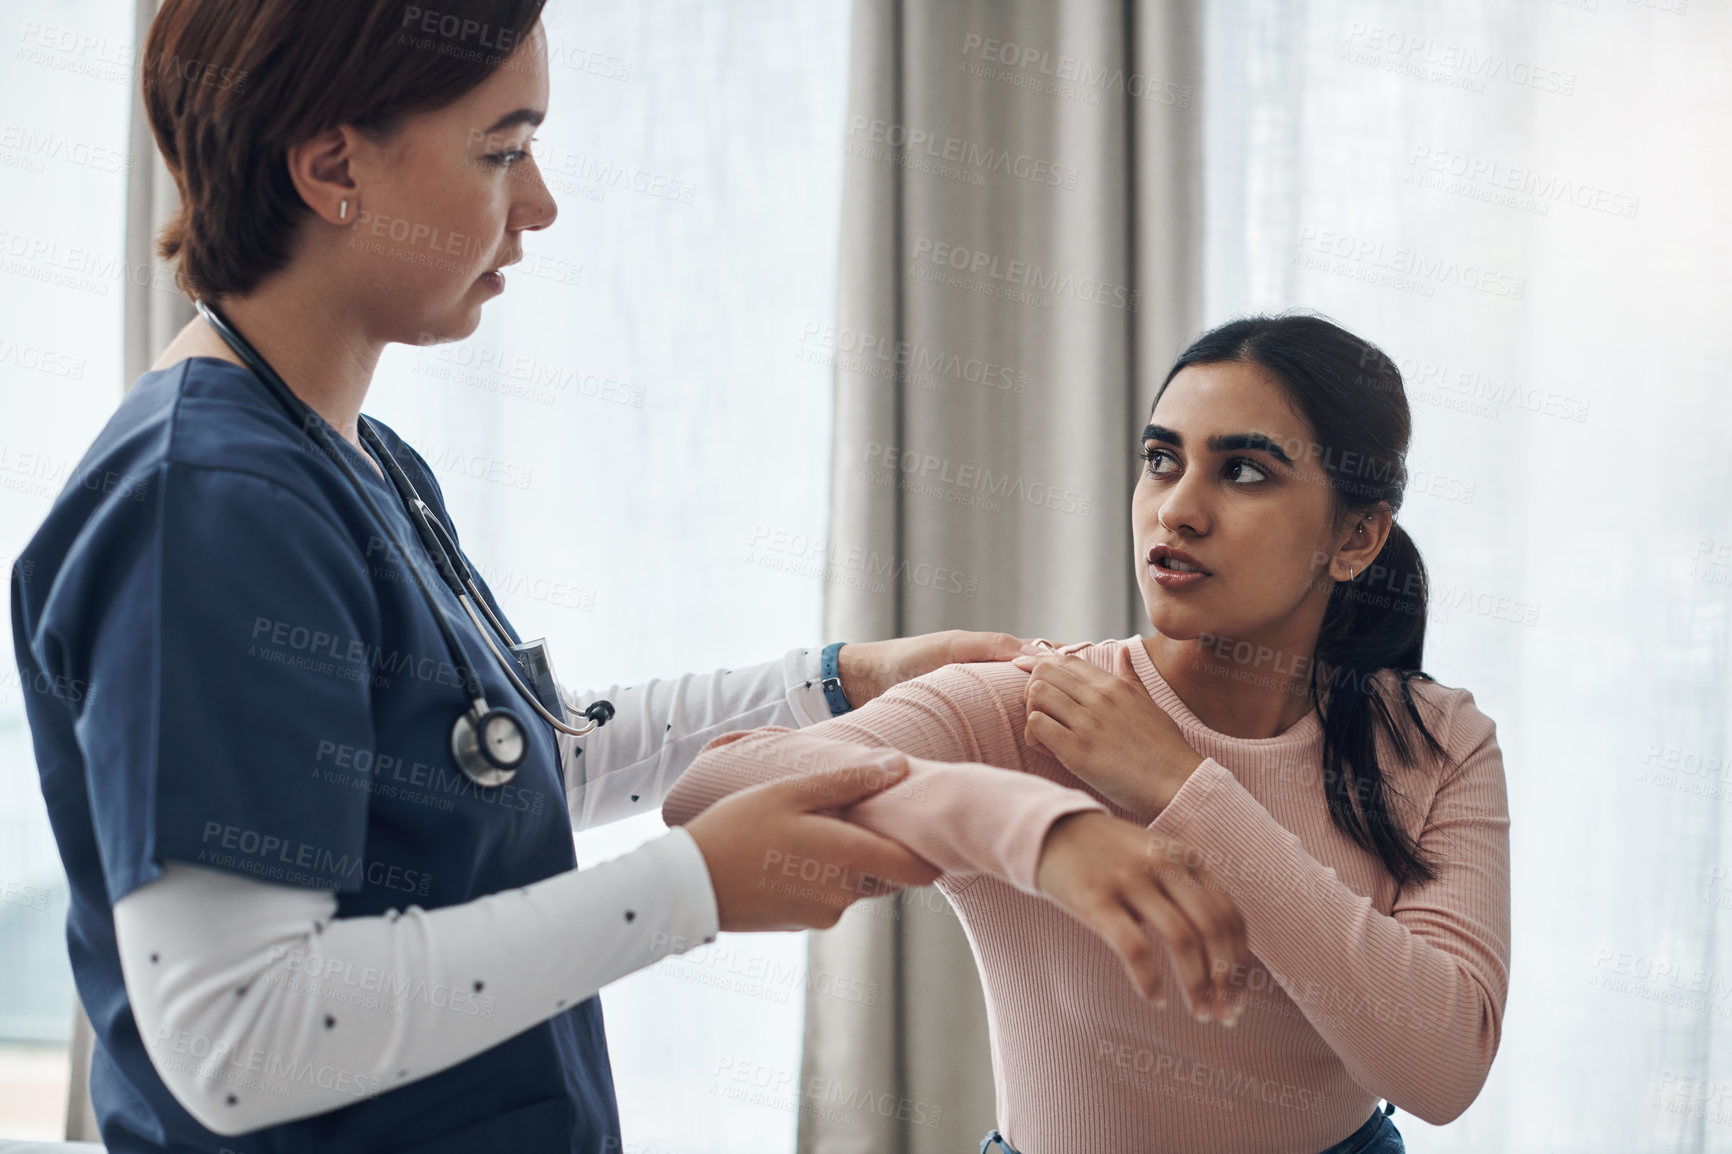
left=451, top=704, right=529, bottom=787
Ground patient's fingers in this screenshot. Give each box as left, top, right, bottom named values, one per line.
left=1121, top=876, right=1212, bottom=1016
left=1147, top=854, right=1250, bottom=1024
left=1023, top=709, right=1070, bottom=758
left=1024, top=677, right=1085, bottom=727
left=1191, top=862, right=1250, bottom=1023
left=1017, top=654, right=1103, bottom=703
left=1033, top=813, right=1251, bottom=1026
left=1111, top=643, right=1143, bottom=687
left=1077, top=894, right=1166, bottom=1003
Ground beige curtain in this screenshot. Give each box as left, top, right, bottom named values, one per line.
left=803, top=0, right=1202, bottom=1150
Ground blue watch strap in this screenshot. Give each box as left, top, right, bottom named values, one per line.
left=820, top=642, right=852, bottom=716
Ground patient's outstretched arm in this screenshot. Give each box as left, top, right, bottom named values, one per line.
left=663, top=660, right=1253, bottom=1018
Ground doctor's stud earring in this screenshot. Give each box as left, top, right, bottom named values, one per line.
left=339, top=199, right=350, bottom=221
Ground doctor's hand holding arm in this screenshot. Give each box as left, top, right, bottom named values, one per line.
left=551, top=629, right=1039, bottom=829
left=835, top=631, right=1034, bottom=706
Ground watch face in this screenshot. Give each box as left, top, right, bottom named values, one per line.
left=482, top=712, right=526, bottom=767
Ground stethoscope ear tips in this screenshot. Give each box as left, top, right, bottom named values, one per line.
left=583, top=699, right=615, bottom=725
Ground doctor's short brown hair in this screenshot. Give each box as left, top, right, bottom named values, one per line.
left=144, top=0, right=548, bottom=300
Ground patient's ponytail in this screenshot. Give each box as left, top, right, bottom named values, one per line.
left=1160, top=314, right=1449, bottom=888
left=1314, top=517, right=1443, bottom=887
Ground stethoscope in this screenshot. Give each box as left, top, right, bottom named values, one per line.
left=195, top=300, right=613, bottom=788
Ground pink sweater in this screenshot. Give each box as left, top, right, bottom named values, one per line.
left=663, top=637, right=1510, bottom=1154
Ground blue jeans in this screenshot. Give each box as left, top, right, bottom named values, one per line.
left=979, top=1102, right=1404, bottom=1154
left=1318, top=1103, right=1405, bottom=1153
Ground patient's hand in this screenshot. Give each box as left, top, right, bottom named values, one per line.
left=1035, top=811, right=1249, bottom=1026
left=1014, top=646, right=1204, bottom=820
left=838, top=629, right=1041, bottom=707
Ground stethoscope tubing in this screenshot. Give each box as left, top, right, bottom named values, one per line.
left=192, top=299, right=605, bottom=740
left=352, top=422, right=605, bottom=739
left=454, top=588, right=604, bottom=737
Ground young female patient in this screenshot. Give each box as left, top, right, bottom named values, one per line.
left=663, top=315, right=1510, bottom=1154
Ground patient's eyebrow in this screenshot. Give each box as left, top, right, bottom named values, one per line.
left=483, top=107, right=545, bottom=134
left=1144, top=425, right=1298, bottom=468
left=1208, top=432, right=1296, bottom=466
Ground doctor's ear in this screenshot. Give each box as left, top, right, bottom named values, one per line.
left=285, top=127, right=363, bottom=227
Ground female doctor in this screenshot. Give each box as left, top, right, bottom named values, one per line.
left=10, top=1, right=1250, bottom=1151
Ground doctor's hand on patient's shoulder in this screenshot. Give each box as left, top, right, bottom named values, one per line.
left=683, top=758, right=941, bottom=933
left=838, top=630, right=1060, bottom=707
left=1036, top=811, right=1249, bottom=1027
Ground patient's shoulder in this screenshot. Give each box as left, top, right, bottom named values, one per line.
left=1364, top=669, right=1494, bottom=737
left=1361, top=668, right=1500, bottom=785
left=941, top=639, right=1131, bottom=782
left=949, top=636, right=1129, bottom=694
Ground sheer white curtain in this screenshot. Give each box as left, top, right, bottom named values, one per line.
left=1205, top=2, right=1732, bottom=1151
left=363, top=2, right=851, bottom=1150
left=0, top=0, right=134, bottom=1139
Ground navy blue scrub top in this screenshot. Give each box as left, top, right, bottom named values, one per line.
left=10, top=358, right=620, bottom=1153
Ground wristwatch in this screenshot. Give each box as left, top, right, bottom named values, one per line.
left=820, top=641, right=853, bottom=716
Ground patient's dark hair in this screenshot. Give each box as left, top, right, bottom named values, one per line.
left=144, top=0, right=548, bottom=300
left=1155, top=314, right=1448, bottom=888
